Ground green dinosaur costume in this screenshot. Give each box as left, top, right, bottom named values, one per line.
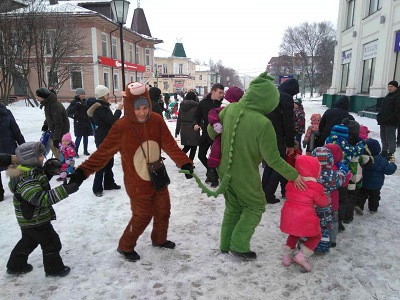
left=209, top=72, right=299, bottom=254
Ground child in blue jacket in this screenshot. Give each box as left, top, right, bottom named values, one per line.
left=355, top=138, right=397, bottom=214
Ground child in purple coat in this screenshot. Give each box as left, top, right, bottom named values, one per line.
left=207, top=86, right=244, bottom=169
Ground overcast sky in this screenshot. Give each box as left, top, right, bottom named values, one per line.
left=127, top=0, right=339, bottom=76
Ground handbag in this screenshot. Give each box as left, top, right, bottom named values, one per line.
left=128, top=123, right=170, bottom=191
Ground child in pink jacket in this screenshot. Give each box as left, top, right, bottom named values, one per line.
left=280, top=155, right=329, bottom=272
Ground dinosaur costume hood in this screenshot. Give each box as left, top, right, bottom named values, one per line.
left=238, top=72, right=279, bottom=114
left=124, top=82, right=152, bottom=124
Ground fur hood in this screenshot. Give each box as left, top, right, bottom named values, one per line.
left=87, top=102, right=103, bottom=118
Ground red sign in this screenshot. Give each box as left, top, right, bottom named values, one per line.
left=98, top=56, right=146, bottom=72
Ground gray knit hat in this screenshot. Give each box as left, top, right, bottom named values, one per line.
left=15, top=142, right=45, bottom=167
left=76, top=88, right=85, bottom=96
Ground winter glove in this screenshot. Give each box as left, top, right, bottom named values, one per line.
left=53, top=139, right=60, bottom=148
left=213, top=122, right=223, bottom=134
left=41, top=124, right=48, bottom=131
left=67, top=168, right=87, bottom=187
left=62, top=183, right=79, bottom=195
left=181, top=163, right=194, bottom=179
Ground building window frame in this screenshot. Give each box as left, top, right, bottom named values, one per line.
left=129, top=43, right=133, bottom=63
left=163, top=64, right=168, bottom=74
left=145, top=48, right=150, bottom=66
left=136, top=46, right=140, bottom=64
left=101, top=33, right=108, bottom=57
left=112, top=37, right=118, bottom=59
left=113, top=71, right=119, bottom=91
left=368, top=0, right=382, bottom=16
left=361, top=58, right=376, bottom=93
left=70, top=70, right=83, bottom=90
left=340, top=63, right=350, bottom=93
left=178, top=64, right=183, bottom=74
left=346, top=0, right=355, bottom=30
left=103, top=69, right=110, bottom=89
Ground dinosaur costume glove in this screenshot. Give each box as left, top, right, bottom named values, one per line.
left=181, top=163, right=194, bottom=179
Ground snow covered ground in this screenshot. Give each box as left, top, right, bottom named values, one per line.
left=0, top=97, right=400, bottom=300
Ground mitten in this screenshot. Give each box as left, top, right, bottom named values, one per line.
left=181, top=163, right=194, bottom=179
left=53, top=139, right=60, bottom=148
left=42, top=124, right=48, bottom=131
left=62, top=183, right=79, bottom=195
left=213, top=122, right=223, bottom=134
left=67, top=168, right=87, bottom=187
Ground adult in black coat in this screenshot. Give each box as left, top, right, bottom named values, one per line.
left=164, top=93, right=170, bottom=110
left=148, top=87, right=164, bottom=116
left=193, top=83, right=224, bottom=184
left=315, top=96, right=354, bottom=147
left=262, top=78, right=297, bottom=204
left=36, top=88, right=69, bottom=160
left=0, top=103, right=25, bottom=201
left=175, top=91, right=200, bottom=161
left=377, top=81, right=400, bottom=157
left=68, top=88, right=93, bottom=157
left=87, top=85, right=123, bottom=197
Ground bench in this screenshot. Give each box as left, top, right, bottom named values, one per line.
left=358, top=110, right=378, bottom=119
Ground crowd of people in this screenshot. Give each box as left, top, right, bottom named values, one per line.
left=0, top=76, right=398, bottom=277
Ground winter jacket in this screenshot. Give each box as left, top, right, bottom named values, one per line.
left=280, top=155, right=329, bottom=237
left=361, top=139, right=397, bottom=189
left=304, top=113, right=321, bottom=143
left=68, top=96, right=93, bottom=137
left=193, top=93, right=222, bottom=143
left=0, top=103, right=25, bottom=171
left=0, top=153, right=12, bottom=168
left=293, top=106, right=305, bottom=134
left=7, top=166, right=69, bottom=228
left=317, top=96, right=354, bottom=147
left=176, top=100, right=200, bottom=146
left=266, top=79, right=298, bottom=148
left=377, top=89, right=400, bottom=126
left=40, top=93, right=69, bottom=141
left=87, top=100, right=122, bottom=147
left=325, top=134, right=364, bottom=167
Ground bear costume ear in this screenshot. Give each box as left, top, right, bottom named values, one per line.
left=127, top=82, right=146, bottom=95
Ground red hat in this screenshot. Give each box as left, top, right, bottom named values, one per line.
left=224, top=86, right=244, bottom=103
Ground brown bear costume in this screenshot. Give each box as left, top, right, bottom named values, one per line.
left=76, top=82, right=192, bottom=260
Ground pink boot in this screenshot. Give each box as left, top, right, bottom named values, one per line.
left=281, top=244, right=294, bottom=267
left=293, top=244, right=314, bottom=272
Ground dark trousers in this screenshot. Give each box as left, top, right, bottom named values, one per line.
left=92, top=157, right=115, bottom=193
left=7, top=222, right=65, bottom=274
left=338, top=186, right=348, bottom=221
left=357, top=187, right=381, bottom=212
left=197, top=135, right=212, bottom=169
left=0, top=172, right=4, bottom=195
left=75, top=136, right=89, bottom=153
left=182, top=145, right=197, bottom=161
left=262, top=142, right=286, bottom=202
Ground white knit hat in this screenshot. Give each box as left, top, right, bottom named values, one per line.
left=95, top=85, right=110, bottom=99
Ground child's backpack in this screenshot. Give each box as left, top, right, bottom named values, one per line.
left=40, top=130, right=51, bottom=157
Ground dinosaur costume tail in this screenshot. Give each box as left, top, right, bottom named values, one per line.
left=179, top=170, right=231, bottom=198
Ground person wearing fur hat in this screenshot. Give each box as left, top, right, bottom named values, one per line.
left=0, top=102, right=25, bottom=201
left=36, top=88, right=69, bottom=160
left=67, top=88, right=93, bottom=157
left=207, top=72, right=306, bottom=260
left=148, top=87, right=164, bottom=116
left=355, top=139, right=397, bottom=215
left=87, top=85, right=123, bottom=197
left=175, top=91, right=200, bottom=161
left=280, top=155, right=329, bottom=272
left=6, top=141, right=79, bottom=277
left=377, top=81, right=400, bottom=160
left=206, top=86, right=244, bottom=179
left=68, top=82, right=193, bottom=262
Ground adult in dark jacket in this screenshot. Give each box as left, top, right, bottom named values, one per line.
left=68, top=88, right=93, bottom=157
left=316, top=96, right=354, bottom=147
left=148, top=87, right=164, bottom=116
left=262, top=78, right=298, bottom=204
left=377, top=81, right=400, bottom=158
left=87, top=85, right=123, bottom=197
left=164, top=93, right=170, bottom=110
left=193, top=83, right=224, bottom=184
left=0, top=103, right=25, bottom=201
left=36, top=88, right=69, bottom=160
left=175, top=91, right=200, bottom=161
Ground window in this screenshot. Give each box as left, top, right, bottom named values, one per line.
left=113, top=72, right=119, bottom=90
left=163, top=64, right=168, bottom=74
left=145, top=48, right=150, bottom=66
left=199, top=75, right=203, bottom=80
left=368, top=0, right=382, bottom=16
left=103, top=71, right=110, bottom=88
left=163, top=81, right=168, bottom=90
left=129, top=44, right=133, bottom=63
left=101, top=33, right=108, bottom=57
left=340, top=64, right=350, bottom=92
left=137, top=72, right=143, bottom=83
left=45, top=30, right=55, bottom=55
left=71, top=71, right=83, bottom=90
left=136, top=46, right=140, bottom=64
left=47, top=71, right=58, bottom=87
left=361, top=58, right=375, bottom=93
left=112, top=37, right=117, bottom=59
left=130, top=74, right=135, bottom=83
left=346, top=0, right=355, bottom=30
left=178, top=64, right=183, bottom=74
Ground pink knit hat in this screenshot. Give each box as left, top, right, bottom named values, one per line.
left=224, top=86, right=244, bottom=103
left=359, top=125, right=370, bottom=140
left=62, top=132, right=72, bottom=143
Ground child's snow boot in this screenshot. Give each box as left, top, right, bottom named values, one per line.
left=293, top=244, right=313, bottom=272
left=281, top=244, right=294, bottom=267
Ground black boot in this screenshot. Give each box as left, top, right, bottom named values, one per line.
left=7, top=264, right=33, bottom=275
left=206, top=168, right=219, bottom=187
left=152, top=240, right=176, bottom=249
left=117, top=249, right=140, bottom=262
left=230, top=250, right=257, bottom=260
left=45, top=266, right=71, bottom=277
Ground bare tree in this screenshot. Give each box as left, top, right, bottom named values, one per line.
left=280, top=21, right=335, bottom=97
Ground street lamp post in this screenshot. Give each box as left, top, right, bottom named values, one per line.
left=226, top=76, right=230, bottom=87
left=111, top=0, right=130, bottom=91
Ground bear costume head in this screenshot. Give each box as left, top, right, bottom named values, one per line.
left=124, top=82, right=153, bottom=123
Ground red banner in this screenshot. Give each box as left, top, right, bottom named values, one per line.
left=98, top=56, right=146, bottom=72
